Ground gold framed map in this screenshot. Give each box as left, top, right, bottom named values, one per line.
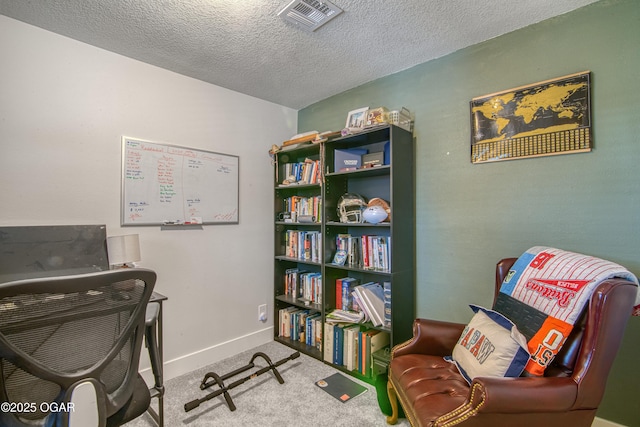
left=470, top=71, right=591, bottom=164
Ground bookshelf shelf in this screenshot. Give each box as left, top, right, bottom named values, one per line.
left=276, top=183, right=321, bottom=190
left=274, top=336, right=322, bottom=359
left=325, top=221, right=390, bottom=228
left=275, top=256, right=321, bottom=266
left=324, top=264, right=392, bottom=276
left=325, top=164, right=390, bottom=178
left=275, top=294, right=322, bottom=311
left=273, top=125, right=415, bottom=384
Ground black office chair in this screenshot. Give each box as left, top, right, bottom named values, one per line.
left=0, top=268, right=156, bottom=427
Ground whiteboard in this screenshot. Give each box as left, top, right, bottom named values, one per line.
left=121, top=137, right=239, bottom=226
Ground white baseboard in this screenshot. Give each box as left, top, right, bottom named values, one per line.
left=592, top=417, right=628, bottom=427
left=140, top=326, right=273, bottom=385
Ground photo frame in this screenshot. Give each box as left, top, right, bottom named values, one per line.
left=345, top=107, right=369, bottom=131
left=470, top=71, right=592, bottom=163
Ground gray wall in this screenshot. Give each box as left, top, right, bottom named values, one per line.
left=299, top=0, right=640, bottom=424
left=0, top=15, right=297, bottom=382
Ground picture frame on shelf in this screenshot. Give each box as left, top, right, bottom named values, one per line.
left=345, top=107, right=368, bottom=132
left=332, top=249, right=347, bottom=265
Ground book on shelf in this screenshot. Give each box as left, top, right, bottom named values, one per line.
left=305, top=313, right=321, bottom=347
left=335, top=278, right=343, bottom=310
left=325, top=309, right=365, bottom=324
left=352, top=282, right=385, bottom=327
left=334, top=277, right=359, bottom=311
left=343, top=325, right=361, bottom=371
left=292, top=309, right=309, bottom=342
left=361, top=282, right=386, bottom=327
left=323, top=322, right=334, bottom=363
left=359, top=329, right=377, bottom=375
left=314, top=316, right=323, bottom=351
left=350, top=291, right=371, bottom=324
left=333, top=325, right=344, bottom=366
left=342, top=277, right=359, bottom=311
left=383, top=281, right=391, bottom=329
left=284, top=268, right=300, bottom=297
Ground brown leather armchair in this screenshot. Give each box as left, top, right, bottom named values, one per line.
left=386, top=258, right=637, bottom=427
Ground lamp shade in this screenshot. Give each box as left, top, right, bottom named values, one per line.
left=107, top=234, right=141, bottom=266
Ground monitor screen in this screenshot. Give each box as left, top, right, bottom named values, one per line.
left=0, top=225, right=110, bottom=283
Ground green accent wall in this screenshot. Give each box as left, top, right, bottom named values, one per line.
left=299, top=0, right=640, bottom=425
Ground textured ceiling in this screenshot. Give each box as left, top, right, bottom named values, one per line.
left=0, top=0, right=599, bottom=109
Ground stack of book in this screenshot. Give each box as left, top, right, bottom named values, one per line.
left=325, top=309, right=365, bottom=324
left=278, top=307, right=322, bottom=350
left=282, top=159, right=321, bottom=185
left=283, top=269, right=322, bottom=304
left=352, top=282, right=386, bottom=327
left=284, top=230, right=321, bottom=262
left=335, top=277, right=360, bottom=311
left=332, top=234, right=391, bottom=272
left=323, top=322, right=390, bottom=377
left=331, top=278, right=390, bottom=328
left=283, top=195, right=322, bottom=222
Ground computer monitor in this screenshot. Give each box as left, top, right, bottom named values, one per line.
left=0, top=225, right=110, bottom=283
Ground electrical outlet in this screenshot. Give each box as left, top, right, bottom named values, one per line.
left=258, top=304, right=267, bottom=322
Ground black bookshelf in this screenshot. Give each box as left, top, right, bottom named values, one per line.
left=273, top=125, right=415, bottom=383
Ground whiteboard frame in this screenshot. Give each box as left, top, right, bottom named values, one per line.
left=120, top=136, right=239, bottom=226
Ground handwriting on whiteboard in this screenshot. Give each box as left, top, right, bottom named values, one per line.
left=121, top=137, right=239, bottom=225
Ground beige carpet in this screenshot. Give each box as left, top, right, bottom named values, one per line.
left=126, top=340, right=410, bottom=427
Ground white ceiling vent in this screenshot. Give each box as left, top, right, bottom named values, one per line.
left=278, top=0, right=343, bottom=32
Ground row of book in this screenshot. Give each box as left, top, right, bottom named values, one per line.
left=333, top=234, right=391, bottom=272
left=334, top=278, right=391, bottom=328
left=283, top=159, right=321, bottom=185
left=278, top=307, right=322, bottom=350
left=324, top=323, right=390, bottom=377
left=284, top=230, right=321, bottom=262
left=283, top=268, right=322, bottom=304
left=282, top=195, right=322, bottom=222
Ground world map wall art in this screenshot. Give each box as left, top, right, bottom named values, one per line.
left=470, top=71, right=591, bottom=164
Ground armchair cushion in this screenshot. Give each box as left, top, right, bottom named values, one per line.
left=448, top=305, right=529, bottom=384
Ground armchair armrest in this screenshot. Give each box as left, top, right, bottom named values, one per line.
left=392, top=318, right=465, bottom=358
left=472, top=376, right=577, bottom=413
left=434, top=377, right=578, bottom=427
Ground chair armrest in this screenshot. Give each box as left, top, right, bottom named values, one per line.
left=472, top=376, right=578, bottom=413
left=392, top=318, right=465, bottom=358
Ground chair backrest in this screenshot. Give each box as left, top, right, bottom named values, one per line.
left=0, top=268, right=156, bottom=426
left=494, top=258, right=636, bottom=406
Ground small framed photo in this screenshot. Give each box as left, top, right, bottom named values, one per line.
left=332, top=249, right=347, bottom=265
left=345, top=107, right=368, bottom=131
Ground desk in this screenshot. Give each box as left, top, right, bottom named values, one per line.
left=146, top=291, right=167, bottom=427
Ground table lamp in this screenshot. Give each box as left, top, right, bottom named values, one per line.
left=107, top=234, right=141, bottom=268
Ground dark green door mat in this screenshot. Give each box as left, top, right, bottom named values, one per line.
left=316, top=373, right=368, bottom=403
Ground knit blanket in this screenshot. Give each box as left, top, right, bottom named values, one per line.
left=495, top=246, right=639, bottom=376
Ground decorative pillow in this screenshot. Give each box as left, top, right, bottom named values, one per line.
left=447, top=305, right=530, bottom=384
